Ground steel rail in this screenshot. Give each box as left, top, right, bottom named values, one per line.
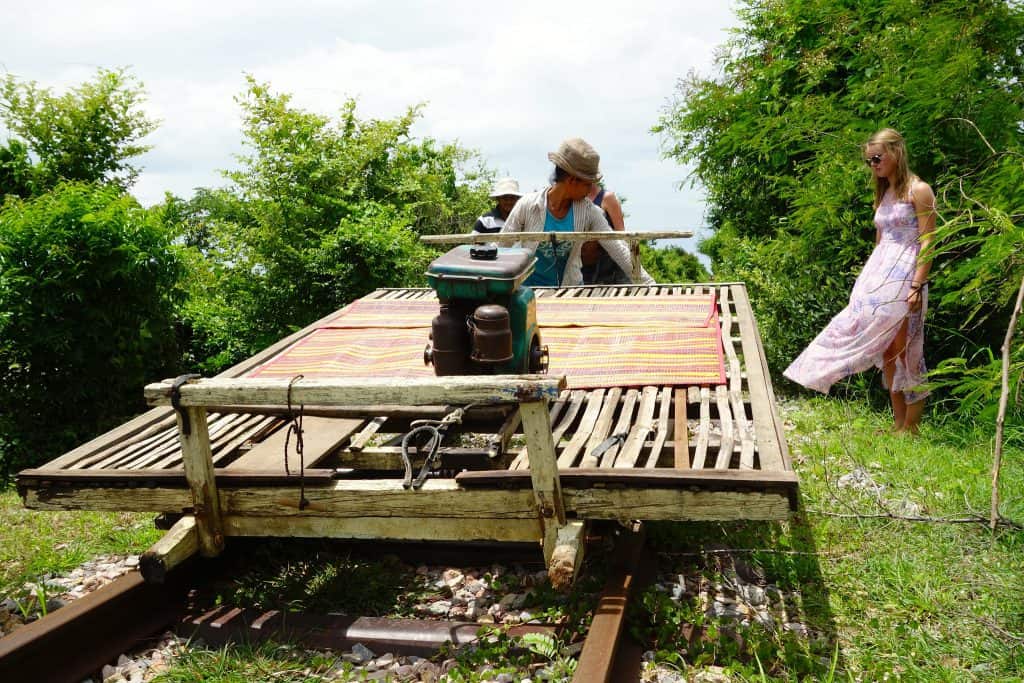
left=0, top=563, right=198, bottom=683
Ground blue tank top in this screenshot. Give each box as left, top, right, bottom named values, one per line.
left=525, top=206, right=574, bottom=287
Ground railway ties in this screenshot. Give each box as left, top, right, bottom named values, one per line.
left=0, top=532, right=654, bottom=683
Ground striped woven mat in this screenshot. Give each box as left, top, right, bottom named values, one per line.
left=251, top=294, right=726, bottom=387
left=322, top=294, right=718, bottom=329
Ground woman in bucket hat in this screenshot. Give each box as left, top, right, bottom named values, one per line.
left=500, top=137, right=654, bottom=287
left=472, top=177, right=523, bottom=234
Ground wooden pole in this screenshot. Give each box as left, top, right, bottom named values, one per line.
left=146, top=376, right=565, bottom=409
left=420, top=230, right=694, bottom=245
left=176, top=407, right=225, bottom=557
left=991, top=274, right=1024, bottom=530
left=519, top=400, right=566, bottom=564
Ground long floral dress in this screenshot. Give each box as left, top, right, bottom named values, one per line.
left=783, top=192, right=929, bottom=402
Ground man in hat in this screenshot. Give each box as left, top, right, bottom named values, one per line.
left=472, top=177, right=523, bottom=234
left=500, top=137, right=653, bottom=287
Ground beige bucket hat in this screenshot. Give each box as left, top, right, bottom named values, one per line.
left=547, top=137, right=602, bottom=182
left=489, top=177, right=523, bottom=198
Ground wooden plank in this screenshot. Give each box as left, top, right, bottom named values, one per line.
left=421, top=230, right=693, bottom=245
left=144, top=413, right=247, bottom=470
left=602, top=389, right=638, bottom=467
left=487, top=408, right=521, bottom=459
left=210, top=416, right=281, bottom=467
left=519, top=400, right=567, bottom=563
left=566, top=488, right=792, bottom=522
left=223, top=515, right=541, bottom=544
left=548, top=521, right=586, bottom=592
left=673, top=388, right=689, bottom=469
left=616, top=386, right=658, bottom=468
left=691, top=387, right=711, bottom=469
left=643, top=387, right=673, bottom=468
left=455, top=466, right=798, bottom=488
left=557, top=389, right=605, bottom=468
left=579, top=387, right=621, bottom=468
left=730, top=284, right=789, bottom=471
left=714, top=385, right=734, bottom=470
left=22, top=468, right=798, bottom=520
left=347, top=416, right=386, bottom=453
left=720, top=286, right=756, bottom=469
left=146, top=376, right=566, bottom=410
left=176, top=407, right=224, bottom=557
left=226, top=416, right=363, bottom=471
left=140, top=515, right=198, bottom=583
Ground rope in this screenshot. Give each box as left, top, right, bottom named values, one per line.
left=169, top=374, right=201, bottom=435
left=284, top=374, right=308, bottom=510
left=400, top=405, right=470, bottom=490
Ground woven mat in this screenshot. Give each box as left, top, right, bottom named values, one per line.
left=249, top=323, right=725, bottom=387
left=251, top=293, right=726, bottom=387
left=322, top=294, right=717, bottom=329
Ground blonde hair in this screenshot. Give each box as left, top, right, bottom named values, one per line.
left=866, top=128, right=914, bottom=208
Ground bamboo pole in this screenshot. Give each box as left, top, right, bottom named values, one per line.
left=991, top=274, right=1024, bottom=530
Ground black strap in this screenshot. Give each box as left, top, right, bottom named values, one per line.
left=170, top=374, right=201, bottom=435
left=284, top=375, right=308, bottom=510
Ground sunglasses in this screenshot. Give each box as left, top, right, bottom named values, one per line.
left=864, top=154, right=884, bottom=166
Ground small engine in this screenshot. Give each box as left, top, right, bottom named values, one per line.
left=424, top=245, right=548, bottom=375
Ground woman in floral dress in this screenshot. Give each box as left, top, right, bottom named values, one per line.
left=784, top=129, right=936, bottom=433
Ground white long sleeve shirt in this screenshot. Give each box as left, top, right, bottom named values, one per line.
left=499, top=187, right=655, bottom=286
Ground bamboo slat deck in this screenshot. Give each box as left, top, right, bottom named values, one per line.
left=18, top=283, right=797, bottom=541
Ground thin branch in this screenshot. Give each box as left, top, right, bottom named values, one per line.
left=992, top=274, right=1024, bottom=530
left=943, top=118, right=997, bottom=155
left=805, top=508, right=1023, bottom=530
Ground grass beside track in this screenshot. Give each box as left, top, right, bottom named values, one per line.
left=1, top=395, right=1022, bottom=681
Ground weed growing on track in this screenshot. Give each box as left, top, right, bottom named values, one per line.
left=0, top=488, right=159, bottom=601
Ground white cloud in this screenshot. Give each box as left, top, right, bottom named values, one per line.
left=3, top=0, right=735, bottom=247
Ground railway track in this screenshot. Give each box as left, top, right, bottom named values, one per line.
left=0, top=531, right=653, bottom=683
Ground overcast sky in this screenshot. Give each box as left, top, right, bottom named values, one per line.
left=3, top=0, right=737, bottom=253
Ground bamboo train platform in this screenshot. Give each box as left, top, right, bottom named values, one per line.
left=18, top=283, right=797, bottom=584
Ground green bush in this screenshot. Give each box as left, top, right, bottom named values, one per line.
left=0, top=183, right=182, bottom=478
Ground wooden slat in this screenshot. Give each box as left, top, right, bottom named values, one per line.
left=714, top=385, right=734, bottom=470
left=347, top=416, right=386, bottom=452
left=579, top=388, right=621, bottom=468
left=720, top=286, right=756, bottom=468
left=615, top=386, right=658, bottom=468
left=226, top=416, right=364, bottom=471
left=210, top=416, right=281, bottom=467
left=643, top=387, right=673, bottom=468
left=557, top=389, right=605, bottom=468
left=730, top=284, right=788, bottom=471
left=488, top=408, right=522, bottom=459
left=673, top=388, right=689, bottom=469
left=691, top=387, right=711, bottom=469
left=601, top=389, right=638, bottom=467
left=107, top=412, right=232, bottom=470
left=552, top=390, right=586, bottom=445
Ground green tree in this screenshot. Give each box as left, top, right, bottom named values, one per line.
left=656, top=0, right=1024, bottom=414
left=163, top=79, right=492, bottom=371
left=0, top=68, right=157, bottom=194
left=0, top=183, right=182, bottom=478
left=640, top=243, right=710, bottom=283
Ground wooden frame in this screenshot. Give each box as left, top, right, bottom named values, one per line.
left=18, top=283, right=797, bottom=585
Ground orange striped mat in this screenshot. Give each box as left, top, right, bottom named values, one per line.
left=323, top=294, right=717, bottom=329
left=251, top=293, right=727, bottom=387
left=249, top=324, right=725, bottom=387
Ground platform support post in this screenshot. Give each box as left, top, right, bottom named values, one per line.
left=140, top=515, right=198, bottom=583
left=176, top=406, right=225, bottom=558
left=519, top=400, right=566, bottom=565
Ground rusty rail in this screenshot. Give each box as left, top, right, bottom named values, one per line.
left=0, top=564, right=197, bottom=683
